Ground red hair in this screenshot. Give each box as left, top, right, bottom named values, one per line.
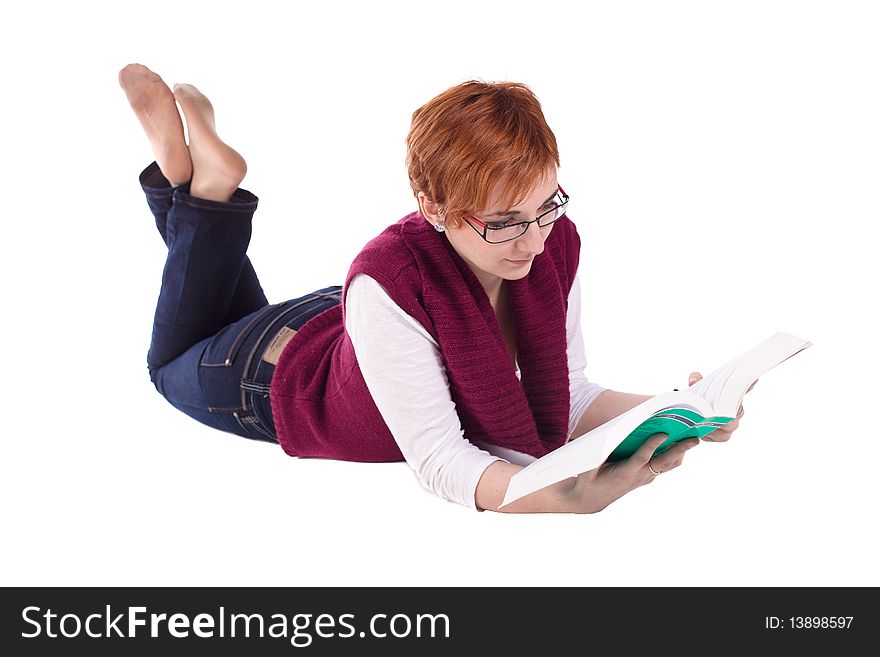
left=405, top=80, right=560, bottom=229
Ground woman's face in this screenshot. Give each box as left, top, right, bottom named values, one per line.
left=420, top=170, right=559, bottom=299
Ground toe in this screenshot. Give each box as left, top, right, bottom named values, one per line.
left=118, top=63, right=140, bottom=87
left=173, top=83, right=205, bottom=101
left=172, top=84, right=190, bottom=102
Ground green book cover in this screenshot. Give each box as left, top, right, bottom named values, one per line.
left=606, top=407, right=735, bottom=462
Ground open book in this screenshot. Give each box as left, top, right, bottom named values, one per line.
left=499, top=331, right=813, bottom=508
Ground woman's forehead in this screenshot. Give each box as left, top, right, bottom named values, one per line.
left=482, top=170, right=558, bottom=213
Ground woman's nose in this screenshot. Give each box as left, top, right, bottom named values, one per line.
left=516, top=221, right=545, bottom=256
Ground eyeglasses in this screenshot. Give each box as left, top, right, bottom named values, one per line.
left=464, top=184, right=569, bottom=244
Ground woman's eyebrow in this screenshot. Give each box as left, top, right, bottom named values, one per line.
left=485, top=187, right=559, bottom=216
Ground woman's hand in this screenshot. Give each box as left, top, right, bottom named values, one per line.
left=686, top=371, right=757, bottom=442
left=567, top=432, right=700, bottom=513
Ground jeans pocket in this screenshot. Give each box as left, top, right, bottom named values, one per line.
left=199, top=302, right=282, bottom=367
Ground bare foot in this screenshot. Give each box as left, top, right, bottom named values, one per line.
left=171, top=83, right=247, bottom=203
left=118, top=63, right=192, bottom=187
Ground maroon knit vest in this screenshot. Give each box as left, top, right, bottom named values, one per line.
left=270, top=211, right=580, bottom=462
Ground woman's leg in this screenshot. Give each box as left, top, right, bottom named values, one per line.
left=147, top=299, right=282, bottom=443
left=120, top=63, right=267, bottom=376
left=144, top=171, right=261, bottom=378
left=148, top=286, right=343, bottom=444
left=141, top=160, right=269, bottom=329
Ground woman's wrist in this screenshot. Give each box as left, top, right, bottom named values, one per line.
left=477, top=461, right=587, bottom=514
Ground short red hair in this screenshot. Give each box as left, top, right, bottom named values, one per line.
left=405, top=80, right=560, bottom=229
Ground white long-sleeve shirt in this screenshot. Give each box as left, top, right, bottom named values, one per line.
left=343, top=271, right=607, bottom=510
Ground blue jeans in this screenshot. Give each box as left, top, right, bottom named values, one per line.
left=140, top=160, right=342, bottom=443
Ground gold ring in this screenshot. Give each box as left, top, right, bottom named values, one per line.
left=648, top=461, right=662, bottom=476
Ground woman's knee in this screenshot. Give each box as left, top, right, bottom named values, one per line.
left=147, top=359, right=166, bottom=395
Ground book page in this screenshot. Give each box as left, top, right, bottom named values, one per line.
left=688, top=332, right=813, bottom=417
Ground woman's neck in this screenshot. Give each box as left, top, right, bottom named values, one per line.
left=472, top=272, right=504, bottom=309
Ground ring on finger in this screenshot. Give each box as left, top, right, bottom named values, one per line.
left=648, top=461, right=662, bottom=476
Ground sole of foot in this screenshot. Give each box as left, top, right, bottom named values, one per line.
left=118, top=63, right=193, bottom=187
left=171, top=83, right=248, bottom=203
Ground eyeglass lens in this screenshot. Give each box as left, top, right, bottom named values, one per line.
left=484, top=193, right=569, bottom=243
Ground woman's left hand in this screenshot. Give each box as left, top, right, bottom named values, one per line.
left=686, top=371, right=757, bottom=442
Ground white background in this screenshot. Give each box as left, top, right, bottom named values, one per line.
left=2, top=0, right=878, bottom=587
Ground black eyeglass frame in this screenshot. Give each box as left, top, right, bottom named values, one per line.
left=463, top=184, right=570, bottom=244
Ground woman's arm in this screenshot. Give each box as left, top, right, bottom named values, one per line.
left=474, top=460, right=579, bottom=513
left=346, top=274, right=513, bottom=510
left=569, top=389, right=653, bottom=440
left=475, top=428, right=700, bottom=514
left=473, top=401, right=650, bottom=513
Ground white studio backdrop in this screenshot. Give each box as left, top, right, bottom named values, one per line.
left=1, top=0, right=878, bottom=586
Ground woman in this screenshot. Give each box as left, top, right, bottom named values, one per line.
left=119, top=63, right=746, bottom=514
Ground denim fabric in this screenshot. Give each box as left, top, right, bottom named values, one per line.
left=140, top=160, right=342, bottom=443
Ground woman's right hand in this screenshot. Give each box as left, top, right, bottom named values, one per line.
left=567, top=433, right=700, bottom=513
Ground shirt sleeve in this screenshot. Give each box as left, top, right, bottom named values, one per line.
left=565, top=272, right=608, bottom=441
left=344, top=273, right=504, bottom=511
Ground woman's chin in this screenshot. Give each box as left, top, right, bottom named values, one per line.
left=502, top=258, right=534, bottom=278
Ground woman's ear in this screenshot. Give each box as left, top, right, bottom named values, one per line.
left=417, top=192, right=443, bottom=223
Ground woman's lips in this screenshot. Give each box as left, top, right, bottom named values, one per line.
left=506, top=258, right=533, bottom=265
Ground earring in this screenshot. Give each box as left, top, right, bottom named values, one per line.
left=434, top=221, right=446, bottom=232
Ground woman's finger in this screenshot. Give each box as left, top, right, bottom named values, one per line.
left=703, top=405, right=744, bottom=441
left=632, top=433, right=669, bottom=468
left=703, top=426, right=733, bottom=441
left=652, top=438, right=699, bottom=472
left=718, top=418, right=740, bottom=432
